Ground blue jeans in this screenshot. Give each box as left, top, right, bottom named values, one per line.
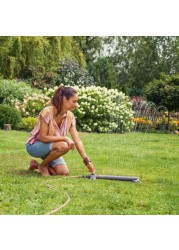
left=26, top=141, right=66, bottom=168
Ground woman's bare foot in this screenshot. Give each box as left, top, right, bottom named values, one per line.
left=29, top=159, right=54, bottom=176
left=38, top=164, right=50, bottom=176
left=28, top=159, right=40, bottom=170
left=48, top=167, right=56, bottom=175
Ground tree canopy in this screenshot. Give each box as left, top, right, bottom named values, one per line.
left=145, top=73, right=179, bottom=112
left=0, top=36, right=86, bottom=80
left=93, top=36, right=179, bottom=96
left=0, top=36, right=178, bottom=98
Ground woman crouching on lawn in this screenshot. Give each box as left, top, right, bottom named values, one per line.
left=26, top=85, right=96, bottom=176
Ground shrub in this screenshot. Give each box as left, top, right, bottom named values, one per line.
left=56, top=58, right=95, bottom=87
left=145, top=73, right=179, bottom=112
left=12, top=92, right=51, bottom=117
left=0, top=79, right=38, bottom=105
left=78, top=86, right=134, bottom=132
left=0, top=104, right=22, bottom=129
left=18, top=117, right=38, bottom=131
left=45, top=85, right=134, bottom=133
left=13, top=85, right=134, bottom=133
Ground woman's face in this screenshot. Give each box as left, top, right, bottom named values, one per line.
left=63, top=93, right=78, bottom=111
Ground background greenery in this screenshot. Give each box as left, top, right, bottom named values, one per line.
left=0, top=79, right=37, bottom=105
left=0, top=36, right=178, bottom=132
left=0, top=104, right=22, bottom=129
left=0, top=36, right=178, bottom=96
left=0, top=130, right=178, bottom=215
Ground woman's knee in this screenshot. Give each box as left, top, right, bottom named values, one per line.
left=53, top=141, right=69, bottom=153
left=54, top=165, right=69, bottom=175
left=62, top=170, right=69, bottom=175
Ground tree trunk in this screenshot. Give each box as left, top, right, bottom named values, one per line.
left=4, top=124, right=12, bottom=130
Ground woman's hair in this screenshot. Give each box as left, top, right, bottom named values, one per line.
left=51, top=85, right=77, bottom=116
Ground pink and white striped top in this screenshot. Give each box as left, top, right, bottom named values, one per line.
left=26, top=106, right=76, bottom=144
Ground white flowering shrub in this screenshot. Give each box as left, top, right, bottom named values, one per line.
left=45, top=85, right=134, bottom=133
left=44, top=86, right=58, bottom=97
left=13, top=85, right=134, bottom=132
left=74, top=86, right=134, bottom=132
left=11, top=93, right=51, bottom=117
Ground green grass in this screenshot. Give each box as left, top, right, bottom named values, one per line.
left=0, top=130, right=178, bottom=215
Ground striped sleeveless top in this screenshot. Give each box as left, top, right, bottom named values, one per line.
left=26, top=106, right=76, bottom=144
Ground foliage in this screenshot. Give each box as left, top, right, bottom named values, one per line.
left=0, top=104, right=22, bottom=129
left=11, top=92, right=51, bottom=117
left=130, top=95, right=179, bottom=132
left=0, top=79, right=36, bottom=104
left=89, top=57, right=118, bottom=89
left=96, top=36, right=179, bottom=95
left=0, top=36, right=86, bottom=86
left=74, top=86, right=134, bottom=133
left=73, top=36, right=103, bottom=65
left=1, top=36, right=178, bottom=96
left=45, top=85, right=134, bottom=133
left=170, top=119, right=179, bottom=131
left=56, top=58, right=95, bottom=87
left=155, top=116, right=179, bottom=132
left=131, top=115, right=179, bottom=132
left=132, top=117, right=153, bottom=131
left=11, top=83, right=178, bottom=133
left=145, top=73, right=179, bottom=112
left=18, top=117, right=38, bottom=131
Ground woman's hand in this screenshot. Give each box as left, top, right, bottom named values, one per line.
left=86, top=162, right=95, bottom=174
left=66, top=137, right=75, bottom=150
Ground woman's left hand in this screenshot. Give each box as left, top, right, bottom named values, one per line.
left=86, top=162, right=95, bottom=174
left=66, top=138, right=75, bottom=150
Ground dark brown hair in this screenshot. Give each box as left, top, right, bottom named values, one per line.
left=51, top=85, right=77, bottom=116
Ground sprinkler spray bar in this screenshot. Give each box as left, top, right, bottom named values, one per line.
left=81, top=174, right=140, bottom=182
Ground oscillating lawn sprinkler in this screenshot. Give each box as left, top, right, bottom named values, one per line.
left=74, top=174, right=140, bottom=182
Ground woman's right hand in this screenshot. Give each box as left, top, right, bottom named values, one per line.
left=86, top=162, right=96, bottom=174
left=66, top=137, right=75, bottom=150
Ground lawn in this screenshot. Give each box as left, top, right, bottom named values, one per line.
left=0, top=130, right=178, bottom=215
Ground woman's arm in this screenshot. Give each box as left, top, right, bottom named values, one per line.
left=39, top=116, right=68, bottom=143
left=69, top=125, right=95, bottom=173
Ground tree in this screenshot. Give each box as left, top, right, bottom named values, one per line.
left=89, top=57, right=117, bottom=89
left=145, top=73, right=179, bottom=130
left=99, top=36, right=179, bottom=96
left=0, top=36, right=86, bottom=87
left=73, top=36, right=102, bottom=68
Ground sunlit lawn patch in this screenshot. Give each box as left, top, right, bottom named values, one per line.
left=0, top=130, right=178, bottom=215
